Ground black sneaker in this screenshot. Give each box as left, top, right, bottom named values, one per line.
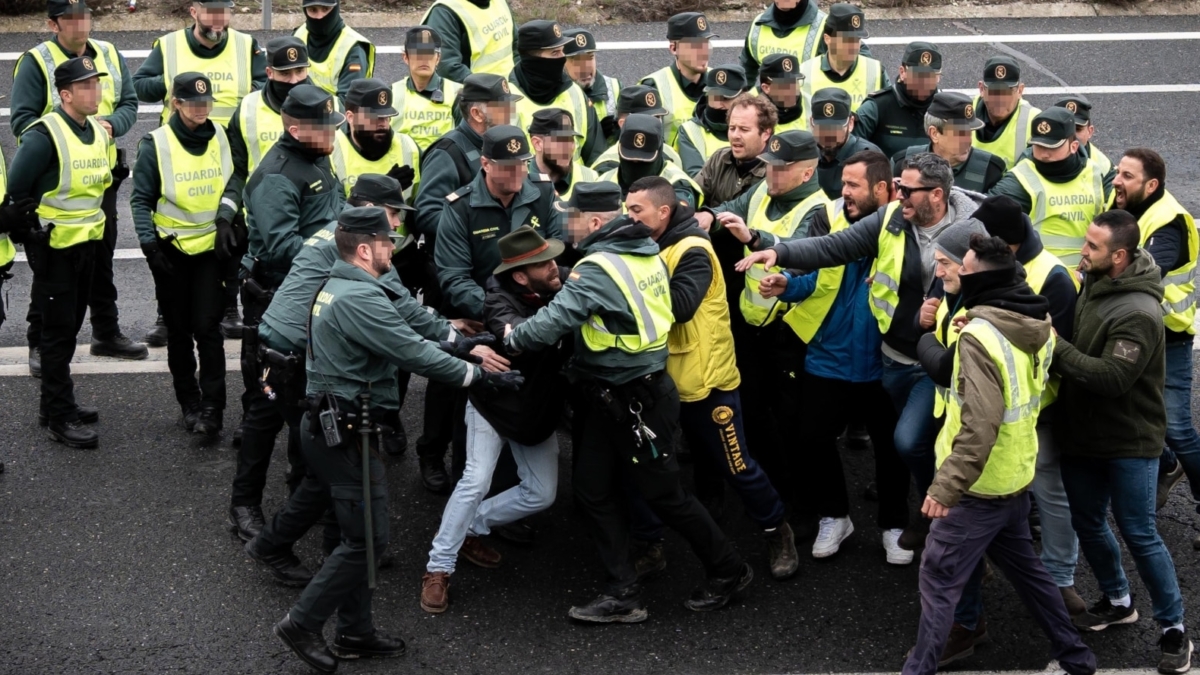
left=90, top=332, right=149, bottom=360
left=1073, top=597, right=1139, bottom=631
left=39, top=405, right=99, bottom=427
left=144, top=315, right=169, bottom=348
left=1159, top=628, right=1193, bottom=674
left=568, top=588, right=648, bottom=624
left=47, top=419, right=99, bottom=449
left=219, top=306, right=244, bottom=340
left=684, top=562, right=754, bottom=612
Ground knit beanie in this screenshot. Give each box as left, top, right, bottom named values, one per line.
left=934, top=217, right=988, bottom=265
left=971, top=195, right=1027, bottom=246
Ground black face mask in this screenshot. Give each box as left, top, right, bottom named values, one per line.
left=268, top=79, right=301, bottom=106
left=352, top=125, right=395, bottom=161
left=773, top=0, right=809, bottom=26
left=1033, top=149, right=1084, bottom=179
left=516, top=56, right=569, bottom=102
left=776, top=101, right=802, bottom=125
left=619, top=155, right=664, bottom=187
left=304, top=4, right=345, bottom=61
left=703, top=104, right=728, bottom=128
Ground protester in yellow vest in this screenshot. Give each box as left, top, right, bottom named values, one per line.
left=1053, top=95, right=1112, bottom=175
left=132, top=0, right=266, bottom=127
left=331, top=79, right=421, bottom=207
left=292, top=0, right=373, bottom=100
left=640, top=12, right=714, bottom=147
left=392, top=26, right=462, bottom=153
left=563, top=29, right=621, bottom=147
left=131, top=73, right=233, bottom=441
left=676, top=65, right=748, bottom=177
left=798, top=4, right=888, bottom=113
left=421, top=0, right=516, bottom=82
left=972, top=56, right=1040, bottom=170
left=598, top=114, right=703, bottom=208
left=8, top=57, right=116, bottom=450
left=526, top=108, right=596, bottom=197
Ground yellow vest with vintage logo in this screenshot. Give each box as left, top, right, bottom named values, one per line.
left=422, top=0, right=514, bottom=78
left=1011, top=156, right=1107, bottom=267
left=0, top=152, right=10, bottom=266
left=293, top=25, right=376, bottom=96
left=781, top=198, right=847, bottom=341
left=511, top=80, right=590, bottom=164
left=972, top=98, right=1040, bottom=170
left=22, top=40, right=123, bottom=134
left=331, top=129, right=422, bottom=205
left=659, top=234, right=740, bottom=401
left=867, top=201, right=906, bottom=333
left=34, top=114, right=113, bottom=249
left=1137, top=190, right=1198, bottom=334
left=391, top=77, right=462, bottom=151
left=747, top=10, right=828, bottom=66
left=741, top=182, right=832, bottom=326
left=798, top=56, right=884, bottom=112
left=578, top=251, right=673, bottom=354
left=158, top=29, right=254, bottom=127
left=150, top=123, right=232, bottom=255
left=936, top=317, right=1053, bottom=496
left=642, top=66, right=694, bottom=147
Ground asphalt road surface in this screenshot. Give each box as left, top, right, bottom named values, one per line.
left=2, top=14, right=1200, bottom=675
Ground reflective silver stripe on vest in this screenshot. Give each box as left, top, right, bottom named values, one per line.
left=805, top=14, right=826, bottom=58
left=870, top=272, right=900, bottom=318
left=1165, top=266, right=1198, bottom=287
left=592, top=251, right=662, bottom=345
left=603, top=75, right=619, bottom=117
left=971, top=318, right=1042, bottom=423
left=34, top=44, right=62, bottom=109
left=1012, top=103, right=1033, bottom=157
left=39, top=118, right=101, bottom=215
left=152, top=125, right=231, bottom=233
left=863, top=57, right=881, bottom=94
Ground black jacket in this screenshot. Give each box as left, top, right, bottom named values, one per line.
left=655, top=203, right=712, bottom=324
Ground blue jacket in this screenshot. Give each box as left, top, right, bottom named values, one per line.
left=779, top=255, right=882, bottom=383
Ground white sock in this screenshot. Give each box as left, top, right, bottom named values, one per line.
left=1164, top=623, right=1185, bottom=635
left=1110, top=594, right=1132, bottom=608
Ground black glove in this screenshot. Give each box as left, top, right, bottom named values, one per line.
left=23, top=224, right=53, bottom=275
left=0, top=196, right=38, bottom=237
left=110, top=149, right=130, bottom=183
left=141, top=241, right=174, bottom=276
left=600, top=116, right=619, bottom=142
left=214, top=217, right=238, bottom=261
left=438, top=332, right=496, bottom=362
left=387, top=164, right=415, bottom=191
left=474, top=369, right=525, bottom=391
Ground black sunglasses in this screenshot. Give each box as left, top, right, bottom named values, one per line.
left=895, top=182, right=937, bottom=199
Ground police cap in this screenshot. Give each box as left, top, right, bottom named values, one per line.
left=667, top=12, right=717, bottom=40
left=563, top=29, right=597, bottom=56
left=1053, top=95, right=1093, bottom=125
left=826, top=3, right=868, bottom=38
left=927, top=91, right=984, bottom=130
left=556, top=182, right=623, bottom=213
left=460, top=73, right=523, bottom=103
left=483, top=125, right=534, bottom=164
left=193, top=0, right=235, bottom=8
left=345, top=78, right=397, bottom=117
left=337, top=206, right=395, bottom=238
left=760, top=130, right=819, bottom=165
left=405, top=26, right=442, bottom=53
left=47, top=0, right=90, bottom=18
left=902, top=41, right=943, bottom=73
left=172, top=72, right=215, bottom=102
left=617, top=85, right=668, bottom=116
left=760, top=54, right=802, bottom=83
left=281, top=84, right=345, bottom=126
left=517, top=20, right=572, bottom=52
left=982, top=55, right=1021, bottom=89
left=1029, top=107, right=1076, bottom=149
left=704, top=64, right=748, bottom=98
left=266, top=36, right=309, bottom=71
left=618, top=114, right=663, bottom=163
left=350, top=174, right=413, bottom=211
left=810, top=88, right=852, bottom=126
left=54, top=55, right=108, bottom=91
left=301, top=0, right=337, bottom=7
left=528, top=108, right=583, bottom=138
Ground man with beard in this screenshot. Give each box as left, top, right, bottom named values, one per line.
left=741, top=0, right=831, bottom=84
left=988, top=107, right=1112, bottom=267
left=757, top=54, right=807, bottom=134
left=854, top=42, right=941, bottom=158
left=133, top=0, right=266, bottom=128
left=892, top=92, right=1006, bottom=193
left=1054, top=95, right=1112, bottom=175
left=1113, top=149, right=1200, bottom=537
left=676, top=65, right=749, bottom=177
left=798, top=4, right=888, bottom=112
left=641, top=12, right=714, bottom=147
left=598, top=115, right=703, bottom=208
left=392, top=27, right=461, bottom=153
left=330, top=78, right=420, bottom=203
left=563, top=29, right=621, bottom=147
left=420, top=0, right=516, bottom=82
left=972, top=56, right=1040, bottom=170
left=528, top=108, right=597, bottom=197
left=589, top=85, right=683, bottom=174
left=812, top=87, right=879, bottom=198
left=292, top=0, right=374, bottom=100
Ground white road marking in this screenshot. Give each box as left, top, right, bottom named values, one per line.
left=0, top=344, right=242, bottom=377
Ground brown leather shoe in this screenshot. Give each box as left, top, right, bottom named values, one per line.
left=461, top=536, right=502, bottom=569
left=1060, top=585, right=1087, bottom=617
left=939, top=620, right=990, bottom=666
left=421, top=572, right=450, bottom=614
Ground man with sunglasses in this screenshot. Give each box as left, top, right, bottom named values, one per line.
left=854, top=42, right=942, bottom=159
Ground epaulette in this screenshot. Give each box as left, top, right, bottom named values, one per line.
left=446, top=185, right=473, bottom=203
left=529, top=172, right=552, bottom=183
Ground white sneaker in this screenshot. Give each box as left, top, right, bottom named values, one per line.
left=883, top=528, right=914, bottom=566
left=812, top=516, right=854, bottom=558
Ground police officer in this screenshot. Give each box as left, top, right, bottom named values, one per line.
left=973, top=56, right=1040, bottom=170
left=507, top=185, right=753, bottom=623
left=272, top=205, right=521, bottom=673
left=528, top=108, right=596, bottom=197
left=798, top=3, right=888, bottom=112
left=893, top=92, right=1006, bottom=193
left=331, top=78, right=421, bottom=202
left=742, top=0, right=829, bottom=84
left=509, top=20, right=601, bottom=166
left=129, top=73, right=232, bottom=439
left=988, top=107, right=1112, bottom=266
left=392, top=26, right=462, bottom=152
left=598, top=115, right=703, bottom=208
left=563, top=29, right=621, bottom=148
left=8, top=57, right=115, bottom=449
left=757, top=54, right=807, bottom=134
left=420, top=0, right=516, bottom=82
left=677, top=65, right=748, bottom=177
left=854, top=42, right=942, bottom=158
left=132, top=0, right=266, bottom=128
left=1053, top=95, right=1112, bottom=175
left=641, top=12, right=714, bottom=147
left=293, top=0, right=374, bottom=99
left=812, top=87, right=880, bottom=199
left=589, top=85, right=683, bottom=174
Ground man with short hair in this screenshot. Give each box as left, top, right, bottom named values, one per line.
left=563, top=29, right=621, bottom=147
left=797, top=3, right=887, bottom=112
left=812, top=87, right=880, bottom=198
left=893, top=91, right=1005, bottom=193
left=292, top=0, right=374, bottom=99
left=641, top=12, right=714, bottom=146
left=696, top=92, right=775, bottom=205
left=757, top=54, right=807, bottom=134
left=971, top=56, right=1040, bottom=170
left=330, top=78, right=421, bottom=202
left=1054, top=95, right=1111, bottom=175
left=528, top=108, right=596, bottom=197
left=420, top=0, right=515, bottom=82
left=677, top=65, right=749, bottom=176
left=1052, top=209, right=1192, bottom=675
left=597, top=114, right=703, bottom=208
left=854, top=42, right=941, bottom=158
left=392, top=26, right=462, bottom=153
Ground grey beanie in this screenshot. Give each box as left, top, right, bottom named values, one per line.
left=934, top=217, right=988, bottom=265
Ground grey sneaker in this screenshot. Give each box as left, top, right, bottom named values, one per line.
left=1158, top=459, right=1187, bottom=511
left=1073, top=597, right=1139, bottom=631
left=1159, top=628, right=1193, bottom=674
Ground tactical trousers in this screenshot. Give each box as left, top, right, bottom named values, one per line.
left=572, top=371, right=742, bottom=594
left=290, top=413, right=389, bottom=636
left=28, top=240, right=94, bottom=421
left=150, top=244, right=226, bottom=412
left=231, top=351, right=307, bottom=507
left=222, top=215, right=248, bottom=310
left=256, top=464, right=341, bottom=558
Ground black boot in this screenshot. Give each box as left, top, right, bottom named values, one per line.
left=90, top=332, right=149, bottom=360
left=47, top=419, right=99, bottom=449
left=144, top=315, right=168, bottom=348
left=684, top=562, right=754, bottom=612
left=28, top=347, right=41, bottom=378
left=568, top=586, right=648, bottom=624
left=39, top=405, right=99, bottom=427
left=419, top=457, right=450, bottom=494
left=274, top=613, right=336, bottom=673
left=229, top=505, right=265, bottom=542
left=331, top=630, right=407, bottom=659
left=246, top=538, right=314, bottom=587
left=219, top=305, right=244, bottom=340
left=181, top=402, right=201, bottom=432
left=382, top=423, right=408, bottom=457
left=194, top=406, right=223, bottom=438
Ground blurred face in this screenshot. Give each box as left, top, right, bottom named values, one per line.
left=671, top=39, right=710, bottom=77
left=191, top=4, right=230, bottom=42
left=482, top=158, right=528, bottom=198
left=268, top=66, right=309, bottom=83
left=62, top=77, right=100, bottom=116
left=760, top=80, right=798, bottom=108
left=49, top=13, right=91, bottom=52
left=899, top=66, right=940, bottom=100
left=513, top=258, right=562, bottom=294
left=175, top=99, right=213, bottom=126
left=898, top=167, right=942, bottom=227
left=825, top=34, right=862, bottom=64
left=625, top=191, right=670, bottom=238
left=929, top=124, right=973, bottom=158
left=1075, top=122, right=1094, bottom=146
left=840, top=162, right=882, bottom=220
left=403, top=50, right=440, bottom=80
left=1080, top=223, right=1118, bottom=275
left=1113, top=155, right=1158, bottom=210
left=766, top=161, right=814, bottom=197
left=1031, top=139, right=1078, bottom=163
left=727, top=105, right=769, bottom=160
left=565, top=53, right=596, bottom=88
left=356, top=236, right=395, bottom=276
left=708, top=93, right=733, bottom=111
left=305, top=4, right=333, bottom=19
left=567, top=211, right=606, bottom=245
left=813, top=121, right=850, bottom=153
left=934, top=249, right=963, bottom=293
left=978, top=84, right=1024, bottom=122
left=348, top=109, right=392, bottom=144
left=774, top=0, right=800, bottom=8
left=478, top=101, right=515, bottom=128
left=290, top=120, right=336, bottom=155
left=539, top=135, right=576, bottom=166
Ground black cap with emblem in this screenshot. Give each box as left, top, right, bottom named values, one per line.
left=617, top=85, right=668, bottom=116
left=460, top=73, right=524, bottom=103
left=902, top=41, right=943, bottom=73
left=172, top=72, right=215, bottom=102
left=350, top=174, right=413, bottom=211
left=529, top=108, right=583, bottom=138
left=517, top=20, right=572, bottom=52
left=760, top=54, right=801, bottom=83
left=345, top=78, right=398, bottom=117
left=194, top=0, right=235, bottom=7
left=1053, top=95, right=1093, bottom=125
left=982, top=55, right=1021, bottom=89
left=927, top=91, right=985, bottom=130
left=667, top=11, right=717, bottom=40
left=54, top=55, right=108, bottom=90
left=704, top=65, right=748, bottom=98
left=563, top=29, right=597, bottom=56
left=337, top=206, right=396, bottom=238
left=266, top=36, right=309, bottom=71
left=760, top=130, right=819, bottom=165
left=618, top=114, right=663, bottom=162
left=301, top=0, right=337, bottom=7
left=810, top=88, right=852, bottom=126
left=556, top=182, right=624, bottom=213
left=826, top=3, right=868, bottom=38
left=1029, top=108, right=1076, bottom=149
left=281, top=84, right=346, bottom=126
left=483, top=125, right=534, bottom=163
left=405, top=25, right=442, bottom=53
left=47, top=0, right=90, bottom=18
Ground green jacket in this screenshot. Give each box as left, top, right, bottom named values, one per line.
left=259, top=221, right=456, bottom=353
left=306, top=260, right=483, bottom=409
left=131, top=26, right=267, bottom=105
left=507, top=217, right=667, bottom=385
left=414, top=121, right=484, bottom=239
left=10, top=37, right=138, bottom=140
left=242, top=133, right=346, bottom=287
left=1052, top=250, right=1166, bottom=460
left=423, top=3, right=518, bottom=84
left=434, top=169, right=564, bottom=319
left=852, top=82, right=934, bottom=159
left=710, top=176, right=827, bottom=249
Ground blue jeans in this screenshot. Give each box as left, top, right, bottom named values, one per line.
left=1060, top=456, right=1185, bottom=627
left=1161, top=341, right=1200, bottom=509
left=426, top=400, right=559, bottom=574
left=881, top=357, right=939, bottom=496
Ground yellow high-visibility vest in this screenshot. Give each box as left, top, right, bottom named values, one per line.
left=293, top=25, right=376, bottom=96
left=150, top=123, right=232, bottom=255
left=391, top=77, right=462, bottom=152
left=798, top=55, right=884, bottom=112
left=421, top=0, right=515, bottom=78
left=21, top=39, right=123, bottom=134
left=1137, top=190, right=1198, bottom=334
left=1011, top=156, right=1108, bottom=267
left=972, top=98, right=1040, bottom=170
left=740, top=183, right=832, bottom=326
left=578, top=251, right=673, bottom=354
left=33, top=113, right=114, bottom=249
left=330, top=128, right=422, bottom=204
left=158, top=28, right=254, bottom=126
left=781, top=199, right=847, bottom=341
left=867, top=201, right=907, bottom=333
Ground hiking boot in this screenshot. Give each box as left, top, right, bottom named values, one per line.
left=633, top=539, right=667, bottom=581
left=144, top=315, right=168, bottom=348
left=90, top=332, right=149, bottom=360
left=765, top=522, right=799, bottom=580
left=1158, top=458, right=1187, bottom=511
left=460, top=536, right=501, bottom=569
left=568, top=587, right=647, bottom=624
left=421, top=572, right=451, bottom=613
left=1159, top=628, right=1194, bottom=674
left=1073, top=597, right=1139, bottom=631
left=938, top=621, right=990, bottom=666
left=812, top=516, right=854, bottom=558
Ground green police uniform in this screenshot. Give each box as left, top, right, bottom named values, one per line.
left=11, top=37, right=138, bottom=140
left=810, top=89, right=880, bottom=199
left=421, top=0, right=516, bottom=82
left=852, top=42, right=942, bottom=159
left=895, top=144, right=1006, bottom=194
left=741, top=1, right=828, bottom=84
left=391, top=74, right=462, bottom=152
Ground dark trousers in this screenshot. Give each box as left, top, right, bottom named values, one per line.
left=29, top=241, right=95, bottom=421
left=902, top=494, right=1095, bottom=675
left=573, top=372, right=742, bottom=594
left=222, top=216, right=248, bottom=311
left=150, top=245, right=226, bottom=411
left=231, top=354, right=307, bottom=507
left=257, top=464, right=341, bottom=558
left=800, top=373, right=910, bottom=530
left=290, top=413, right=389, bottom=636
